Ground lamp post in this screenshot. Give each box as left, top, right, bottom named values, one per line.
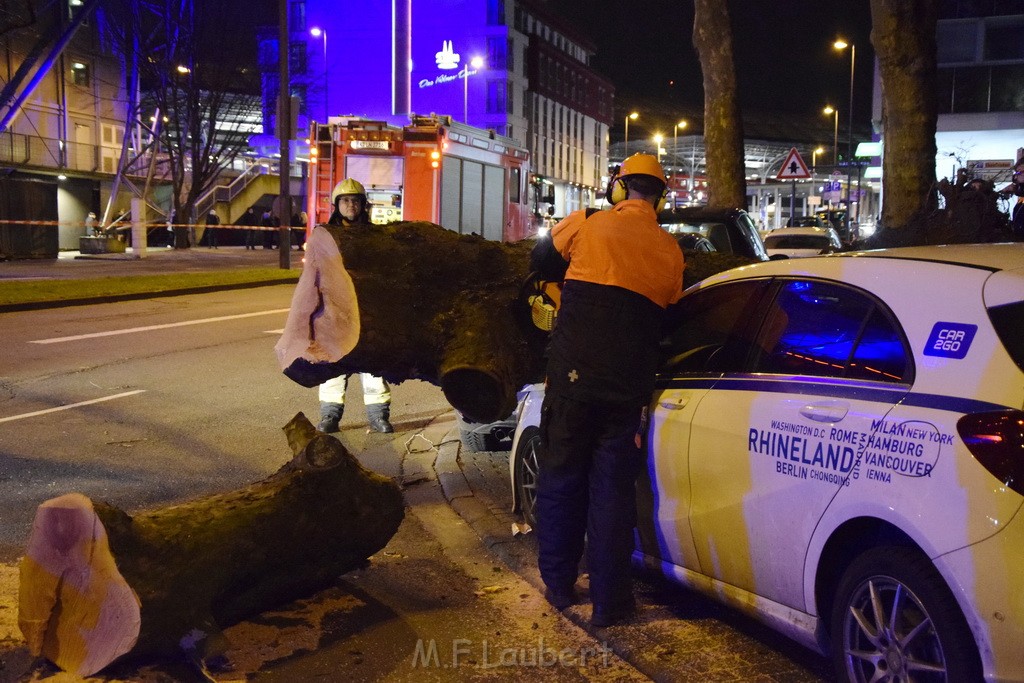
left=310, top=27, right=328, bottom=122
left=834, top=39, right=856, bottom=230
left=823, top=105, right=839, bottom=165
left=653, top=134, right=664, bottom=165
left=812, top=146, right=825, bottom=172
left=463, top=56, right=484, bottom=124
left=624, top=111, right=638, bottom=157
left=673, top=120, right=687, bottom=190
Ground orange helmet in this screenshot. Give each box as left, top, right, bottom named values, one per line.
left=617, top=152, right=667, bottom=185
left=607, top=153, right=667, bottom=205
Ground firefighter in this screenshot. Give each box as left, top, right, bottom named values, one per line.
left=531, top=153, right=684, bottom=627
left=316, top=178, right=394, bottom=434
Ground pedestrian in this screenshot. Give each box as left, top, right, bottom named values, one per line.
left=291, top=210, right=306, bottom=251
left=1007, top=158, right=1024, bottom=241
left=240, top=207, right=258, bottom=250
left=316, top=178, right=394, bottom=434
left=261, top=210, right=278, bottom=249
left=530, top=153, right=684, bottom=627
left=205, top=210, right=221, bottom=248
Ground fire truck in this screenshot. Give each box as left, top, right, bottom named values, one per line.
left=307, top=115, right=532, bottom=242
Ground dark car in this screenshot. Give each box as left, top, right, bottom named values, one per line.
left=658, top=207, right=769, bottom=261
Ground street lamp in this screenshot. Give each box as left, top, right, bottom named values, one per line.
left=812, top=146, right=825, bottom=171
left=653, top=133, right=664, bottom=164
left=833, top=39, right=855, bottom=165
left=310, top=27, right=328, bottom=122
left=823, top=105, right=839, bottom=165
left=834, top=38, right=856, bottom=228
left=673, top=120, right=687, bottom=195
left=463, top=56, right=484, bottom=124
left=624, top=111, right=638, bottom=157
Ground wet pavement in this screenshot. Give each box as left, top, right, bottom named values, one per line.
left=0, top=247, right=831, bottom=681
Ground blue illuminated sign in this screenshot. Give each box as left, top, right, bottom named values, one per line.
left=923, top=322, right=977, bottom=359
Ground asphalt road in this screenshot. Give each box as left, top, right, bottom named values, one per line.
left=0, top=284, right=832, bottom=682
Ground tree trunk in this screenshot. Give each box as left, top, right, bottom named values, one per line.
left=277, top=221, right=549, bottom=423
left=276, top=222, right=758, bottom=423
left=693, top=0, right=746, bottom=209
left=870, top=0, right=939, bottom=230
left=19, top=413, right=404, bottom=674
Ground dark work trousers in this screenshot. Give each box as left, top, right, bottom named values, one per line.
left=535, top=392, right=646, bottom=610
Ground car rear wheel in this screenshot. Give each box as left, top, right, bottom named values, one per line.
left=830, top=546, right=982, bottom=683
left=513, top=427, right=540, bottom=528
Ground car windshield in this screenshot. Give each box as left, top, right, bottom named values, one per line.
left=764, top=234, right=830, bottom=249
left=788, top=217, right=820, bottom=227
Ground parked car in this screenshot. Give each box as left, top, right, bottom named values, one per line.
left=509, top=244, right=1024, bottom=682
left=658, top=207, right=769, bottom=261
left=763, top=225, right=844, bottom=258
left=786, top=215, right=827, bottom=228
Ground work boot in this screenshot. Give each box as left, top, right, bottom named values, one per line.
left=366, top=404, right=394, bottom=433
left=317, top=402, right=344, bottom=433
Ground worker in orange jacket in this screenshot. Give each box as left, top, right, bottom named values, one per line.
left=530, top=153, right=684, bottom=627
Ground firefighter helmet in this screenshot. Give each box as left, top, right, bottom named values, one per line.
left=617, top=153, right=667, bottom=185
left=607, top=153, right=667, bottom=206
left=331, top=178, right=366, bottom=205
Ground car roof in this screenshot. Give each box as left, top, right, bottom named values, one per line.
left=696, top=243, right=1024, bottom=288
left=658, top=207, right=746, bottom=222
left=766, top=226, right=836, bottom=238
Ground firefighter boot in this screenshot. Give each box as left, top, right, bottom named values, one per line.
left=317, top=402, right=344, bottom=433
left=367, top=403, right=394, bottom=433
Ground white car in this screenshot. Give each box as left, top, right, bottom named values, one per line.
left=510, top=244, right=1024, bottom=682
left=764, top=225, right=844, bottom=258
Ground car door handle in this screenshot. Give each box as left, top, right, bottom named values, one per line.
left=659, top=399, right=689, bottom=410
left=800, top=402, right=849, bottom=423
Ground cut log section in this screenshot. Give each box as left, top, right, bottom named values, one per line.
left=276, top=220, right=758, bottom=423
left=19, top=413, right=404, bottom=674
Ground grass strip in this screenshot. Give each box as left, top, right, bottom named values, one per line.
left=0, top=268, right=299, bottom=306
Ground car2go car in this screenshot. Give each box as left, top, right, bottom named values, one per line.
left=510, top=244, right=1024, bottom=681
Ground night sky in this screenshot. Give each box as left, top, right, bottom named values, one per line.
left=544, top=0, right=875, bottom=139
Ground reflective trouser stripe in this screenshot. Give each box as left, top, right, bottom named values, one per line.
left=318, top=374, right=391, bottom=405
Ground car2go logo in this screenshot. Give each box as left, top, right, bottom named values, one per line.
left=923, top=321, right=977, bottom=359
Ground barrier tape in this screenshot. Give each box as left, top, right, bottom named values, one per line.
left=0, top=219, right=302, bottom=232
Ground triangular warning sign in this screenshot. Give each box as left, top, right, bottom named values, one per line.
left=776, top=147, right=811, bottom=180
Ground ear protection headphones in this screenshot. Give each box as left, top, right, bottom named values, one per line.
left=606, top=172, right=669, bottom=211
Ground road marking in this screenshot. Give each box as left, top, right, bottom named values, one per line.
left=29, top=309, right=290, bottom=344
left=265, top=329, right=284, bottom=334
left=0, top=390, right=146, bottom=424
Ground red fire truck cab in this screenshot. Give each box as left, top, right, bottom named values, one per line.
left=308, top=115, right=532, bottom=242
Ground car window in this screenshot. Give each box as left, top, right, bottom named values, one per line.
left=764, top=235, right=829, bottom=249
left=660, top=279, right=770, bottom=375
left=988, top=300, right=1024, bottom=373
left=750, top=279, right=910, bottom=383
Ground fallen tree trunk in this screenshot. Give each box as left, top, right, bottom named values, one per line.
left=276, top=221, right=758, bottom=423
left=277, top=221, right=549, bottom=422
left=19, top=413, right=403, bottom=675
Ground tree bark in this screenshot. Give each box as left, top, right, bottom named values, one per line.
left=277, top=222, right=759, bottom=423
left=870, top=0, right=939, bottom=230
left=693, top=0, right=746, bottom=209
left=19, top=413, right=404, bottom=673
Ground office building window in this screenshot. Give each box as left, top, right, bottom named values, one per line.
left=290, top=0, right=305, bottom=31
left=487, top=0, right=505, bottom=25
left=487, top=79, right=507, bottom=113
left=289, top=41, right=307, bottom=74
left=487, top=36, right=506, bottom=69
left=70, top=61, right=90, bottom=86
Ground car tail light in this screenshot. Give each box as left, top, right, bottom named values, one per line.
left=958, top=410, right=1024, bottom=495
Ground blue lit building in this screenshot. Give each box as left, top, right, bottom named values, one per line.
left=260, top=0, right=614, bottom=218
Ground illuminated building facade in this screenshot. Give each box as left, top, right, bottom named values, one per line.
left=264, top=0, right=613, bottom=221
